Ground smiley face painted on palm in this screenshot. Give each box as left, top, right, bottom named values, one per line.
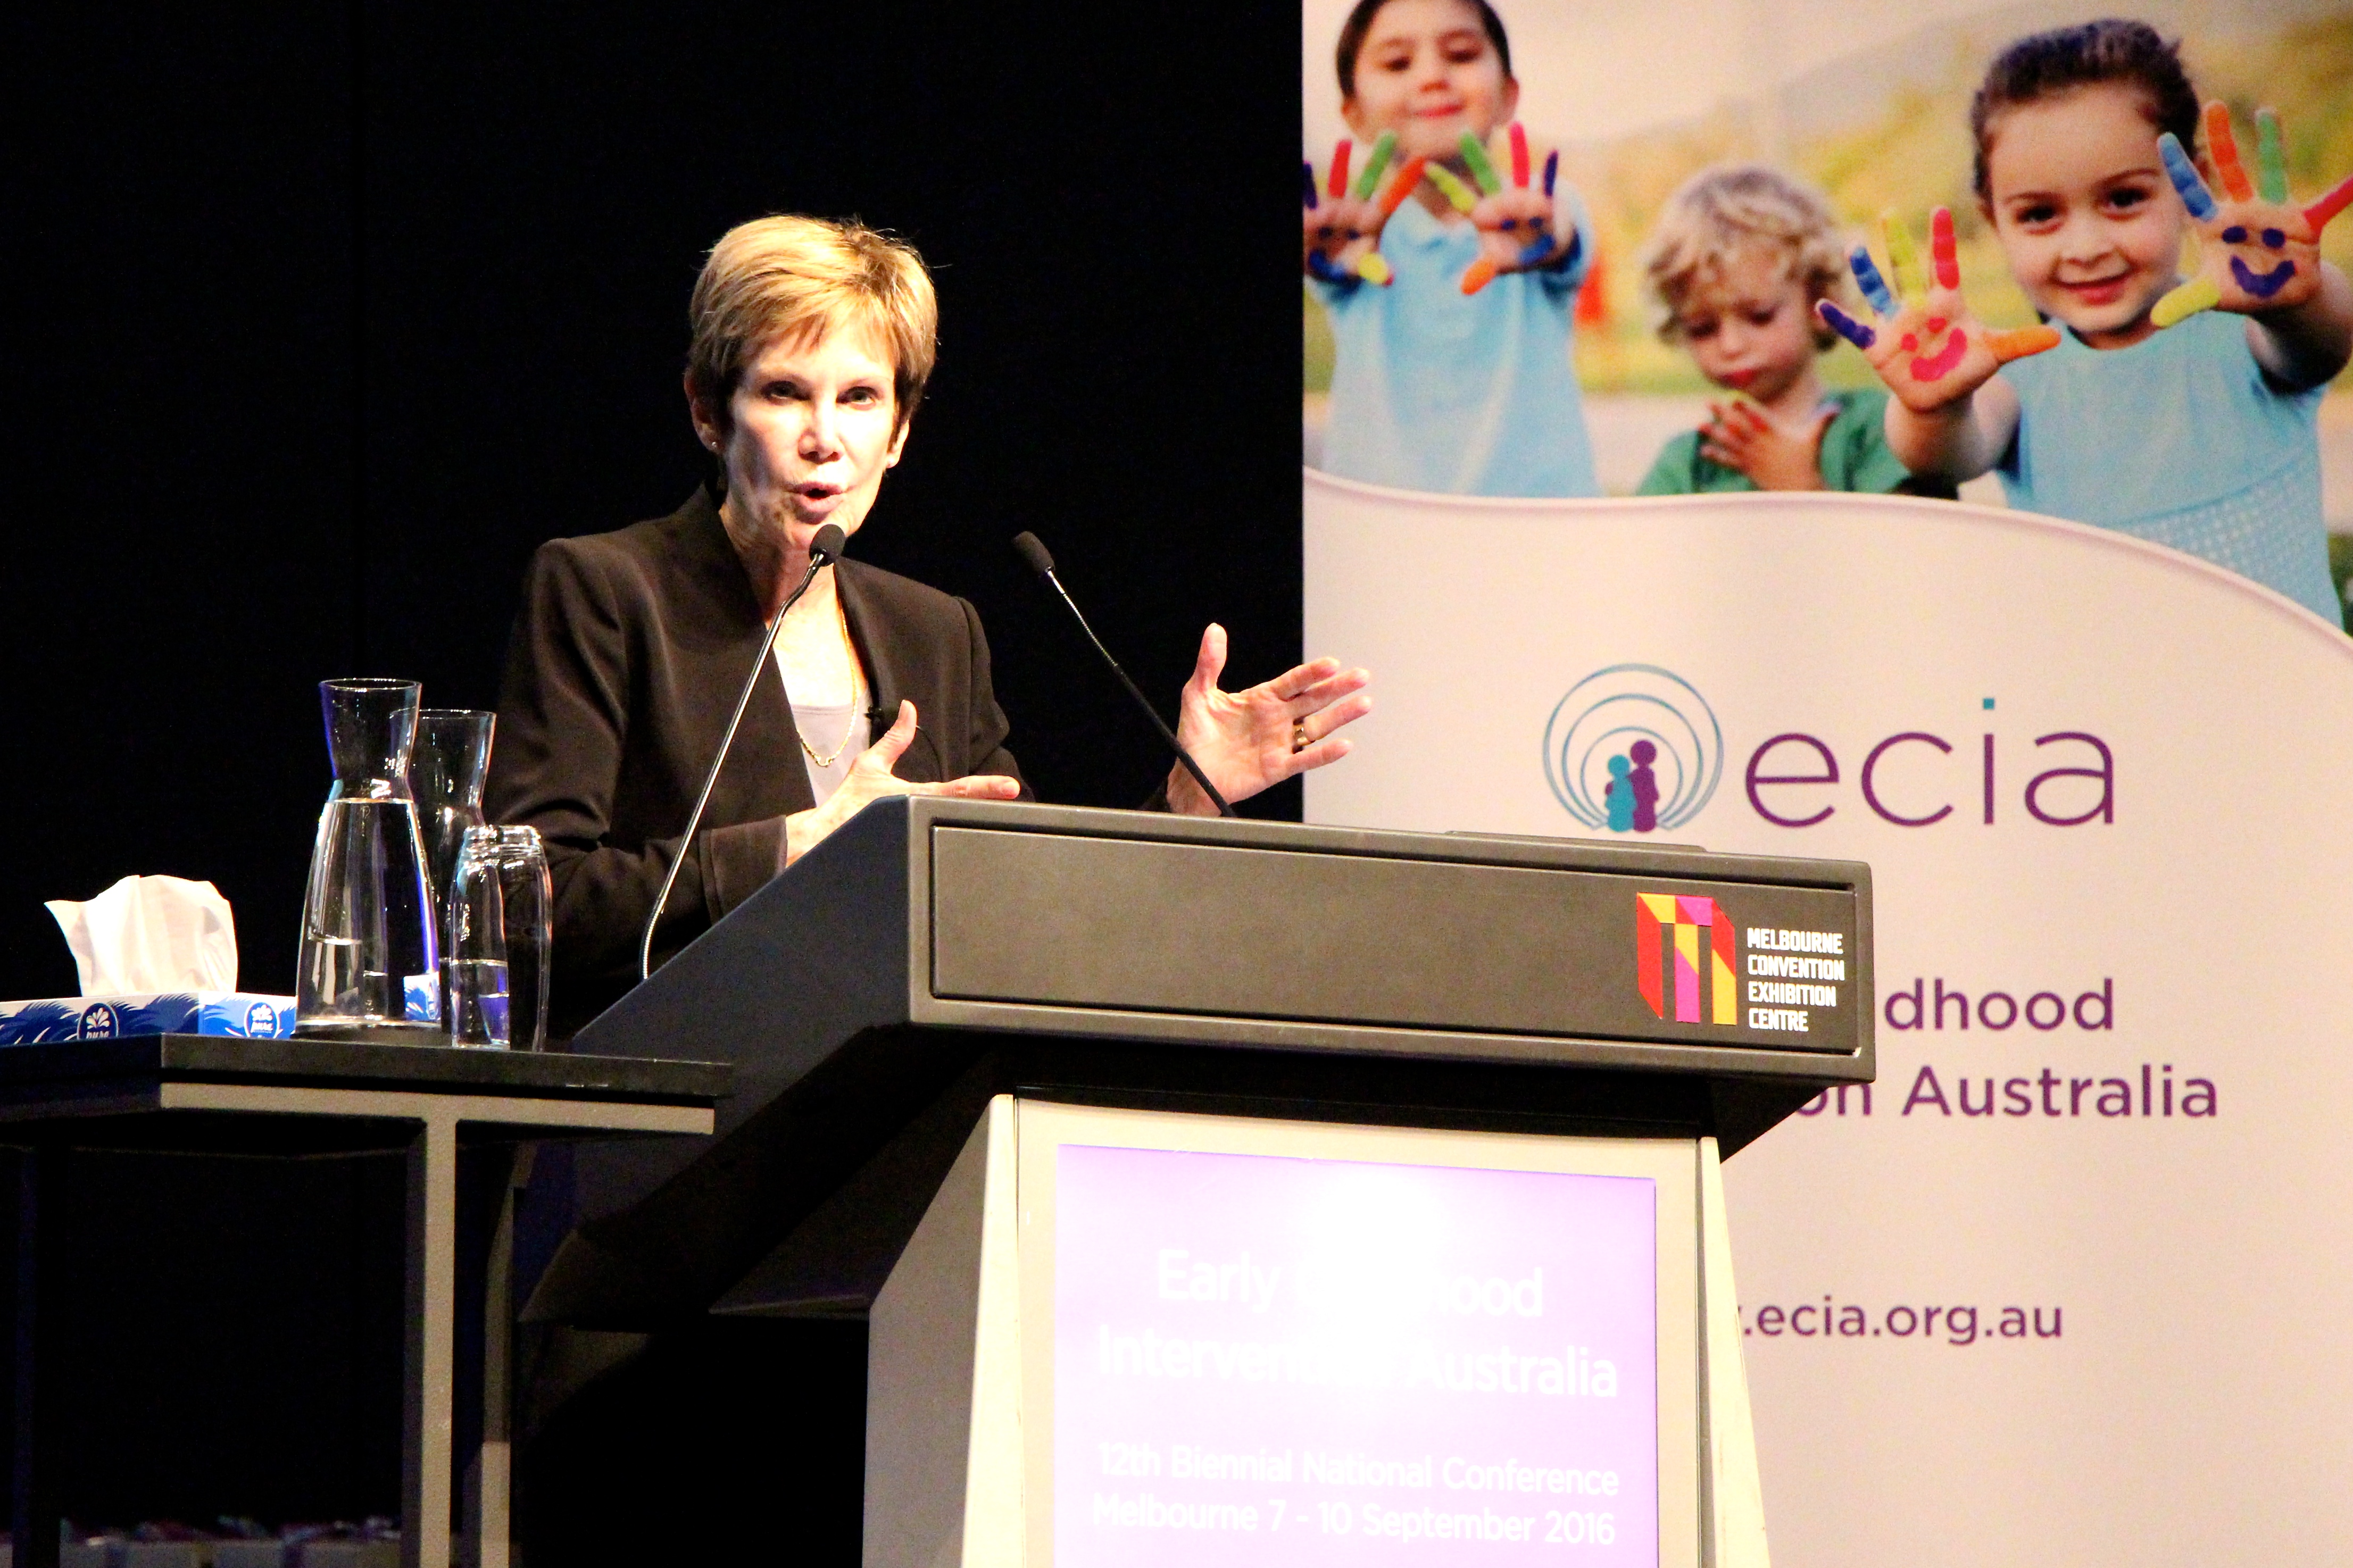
left=2150, top=103, right=2353, bottom=329
left=2219, top=222, right=2297, bottom=298
left=1899, top=314, right=1970, bottom=381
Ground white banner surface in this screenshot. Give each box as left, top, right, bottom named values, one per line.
left=1304, top=469, right=2353, bottom=1566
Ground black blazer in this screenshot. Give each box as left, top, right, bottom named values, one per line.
left=486, top=488, right=1024, bottom=1037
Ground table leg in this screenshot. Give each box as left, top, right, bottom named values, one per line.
left=405, top=1116, right=457, bottom=1568
left=465, top=1148, right=523, bottom=1568
left=11, top=1145, right=65, bottom=1568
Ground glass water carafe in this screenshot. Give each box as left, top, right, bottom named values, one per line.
left=296, top=678, right=442, bottom=1040
left=413, top=708, right=495, bottom=915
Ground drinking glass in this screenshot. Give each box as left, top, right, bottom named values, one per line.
left=297, top=679, right=441, bottom=1041
left=446, top=825, right=551, bottom=1050
left=412, top=709, right=495, bottom=913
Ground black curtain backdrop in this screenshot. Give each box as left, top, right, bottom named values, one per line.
left=2, top=2, right=1300, bottom=1541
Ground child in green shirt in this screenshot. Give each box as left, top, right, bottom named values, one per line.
left=1636, top=164, right=1947, bottom=497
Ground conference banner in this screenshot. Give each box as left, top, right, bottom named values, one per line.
left=1303, top=474, right=2353, bottom=1563
left=1302, top=0, right=2353, bottom=529
left=1302, top=2, right=2353, bottom=1559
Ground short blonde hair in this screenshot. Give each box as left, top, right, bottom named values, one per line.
left=1642, top=165, right=1850, bottom=349
left=686, top=214, right=939, bottom=432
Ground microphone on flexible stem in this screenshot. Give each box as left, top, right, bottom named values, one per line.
left=639, top=522, right=848, bottom=980
left=1011, top=530, right=1235, bottom=819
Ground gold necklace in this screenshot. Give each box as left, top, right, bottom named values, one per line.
left=791, top=594, right=862, bottom=769
left=799, top=696, right=861, bottom=769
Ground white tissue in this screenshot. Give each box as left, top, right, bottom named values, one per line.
left=44, top=875, right=240, bottom=995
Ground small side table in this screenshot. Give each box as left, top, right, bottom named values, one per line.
left=0, top=1036, right=728, bottom=1568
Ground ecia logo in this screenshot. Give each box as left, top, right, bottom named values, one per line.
left=1543, top=665, right=1723, bottom=834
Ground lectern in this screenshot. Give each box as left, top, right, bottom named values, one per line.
left=533, top=798, right=1872, bottom=1568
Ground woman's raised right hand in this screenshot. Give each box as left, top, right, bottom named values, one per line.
left=783, top=699, right=1019, bottom=866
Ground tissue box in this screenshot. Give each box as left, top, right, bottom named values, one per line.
left=0, top=992, right=296, bottom=1046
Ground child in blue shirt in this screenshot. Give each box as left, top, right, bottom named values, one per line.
left=1303, top=0, right=1599, bottom=497
left=1824, top=20, right=2353, bottom=620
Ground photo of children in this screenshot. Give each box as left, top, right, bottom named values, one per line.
left=1302, top=0, right=2353, bottom=619
left=1301, top=0, right=1600, bottom=496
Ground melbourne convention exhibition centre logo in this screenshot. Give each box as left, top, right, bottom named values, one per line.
left=1542, top=664, right=1723, bottom=835
left=1634, top=894, right=1737, bottom=1026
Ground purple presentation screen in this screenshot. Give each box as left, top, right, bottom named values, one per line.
left=1053, top=1145, right=1658, bottom=1564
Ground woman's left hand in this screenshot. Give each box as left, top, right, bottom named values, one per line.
left=1164, top=624, right=1372, bottom=817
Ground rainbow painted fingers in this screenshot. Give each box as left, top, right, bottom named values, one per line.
left=1817, top=207, right=2059, bottom=413
left=2152, top=102, right=2353, bottom=328
left=1301, top=126, right=1569, bottom=295
left=1301, top=133, right=1426, bottom=288
left=1452, top=123, right=1569, bottom=296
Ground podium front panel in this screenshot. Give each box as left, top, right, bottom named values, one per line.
left=864, top=1097, right=1724, bottom=1568
left=1025, top=1105, right=1701, bottom=1568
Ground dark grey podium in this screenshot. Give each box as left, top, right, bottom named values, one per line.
left=537, top=798, right=1873, bottom=1567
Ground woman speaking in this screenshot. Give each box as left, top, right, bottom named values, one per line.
left=488, top=215, right=1373, bottom=1038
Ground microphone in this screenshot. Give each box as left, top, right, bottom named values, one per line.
left=1011, top=531, right=1235, bottom=819
left=639, top=522, right=847, bottom=980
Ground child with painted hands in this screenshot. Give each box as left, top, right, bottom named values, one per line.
left=1827, top=20, right=2353, bottom=620
left=1638, top=165, right=1951, bottom=497
left=1306, top=0, right=1599, bottom=498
